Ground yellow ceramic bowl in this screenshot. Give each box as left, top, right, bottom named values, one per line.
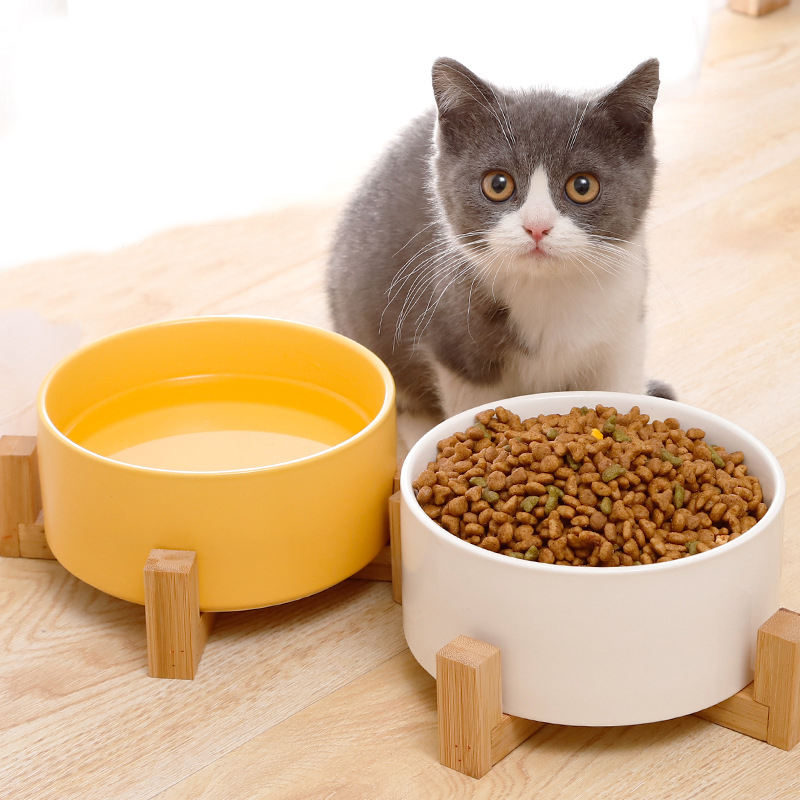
left=37, top=316, right=396, bottom=611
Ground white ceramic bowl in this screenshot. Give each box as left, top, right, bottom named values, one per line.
left=401, top=392, right=785, bottom=726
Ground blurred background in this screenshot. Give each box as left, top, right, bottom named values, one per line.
left=0, top=0, right=717, bottom=271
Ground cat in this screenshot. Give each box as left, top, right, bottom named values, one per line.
left=326, top=57, right=672, bottom=452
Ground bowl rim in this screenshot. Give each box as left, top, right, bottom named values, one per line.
left=37, top=314, right=396, bottom=477
left=401, top=390, right=786, bottom=577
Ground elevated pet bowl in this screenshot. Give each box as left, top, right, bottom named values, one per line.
left=37, top=316, right=396, bottom=611
left=401, top=391, right=785, bottom=727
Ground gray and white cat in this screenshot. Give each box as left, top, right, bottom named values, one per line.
left=327, top=57, right=671, bottom=450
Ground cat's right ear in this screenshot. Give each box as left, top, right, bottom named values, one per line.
left=432, top=58, right=496, bottom=147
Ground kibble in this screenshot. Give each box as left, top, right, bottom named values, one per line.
left=413, top=404, right=768, bottom=567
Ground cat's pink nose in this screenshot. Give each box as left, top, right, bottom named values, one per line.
left=523, top=224, right=552, bottom=243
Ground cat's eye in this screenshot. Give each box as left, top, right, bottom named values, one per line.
left=481, top=170, right=515, bottom=202
left=565, top=173, right=600, bottom=204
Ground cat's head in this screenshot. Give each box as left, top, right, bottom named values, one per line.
left=430, top=57, right=659, bottom=284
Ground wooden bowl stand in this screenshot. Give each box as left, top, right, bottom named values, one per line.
left=0, top=435, right=402, bottom=680
left=2, top=434, right=798, bottom=776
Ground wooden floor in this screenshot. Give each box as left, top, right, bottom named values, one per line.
left=2, top=6, right=800, bottom=798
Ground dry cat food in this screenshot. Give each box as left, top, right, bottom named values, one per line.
left=413, top=405, right=768, bottom=566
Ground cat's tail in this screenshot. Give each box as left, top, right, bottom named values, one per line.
left=646, top=379, right=676, bottom=401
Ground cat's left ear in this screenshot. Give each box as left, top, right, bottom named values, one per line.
left=599, top=58, right=660, bottom=146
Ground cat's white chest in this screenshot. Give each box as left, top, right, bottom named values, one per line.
left=498, top=246, right=647, bottom=397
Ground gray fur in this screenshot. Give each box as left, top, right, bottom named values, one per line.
left=327, top=57, right=666, bottom=418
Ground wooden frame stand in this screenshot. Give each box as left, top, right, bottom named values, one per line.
left=1, top=434, right=402, bottom=679
left=9, top=430, right=796, bottom=767
left=437, top=609, right=800, bottom=779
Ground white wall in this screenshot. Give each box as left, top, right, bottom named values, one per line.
left=0, top=0, right=714, bottom=270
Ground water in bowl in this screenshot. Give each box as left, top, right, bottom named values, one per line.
left=64, top=374, right=369, bottom=471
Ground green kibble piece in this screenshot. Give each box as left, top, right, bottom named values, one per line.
left=565, top=452, right=580, bottom=471
left=547, top=485, right=564, bottom=499
left=523, top=545, right=540, bottom=561
left=482, top=488, right=500, bottom=504
left=508, top=551, right=524, bottom=559
left=601, top=464, right=626, bottom=483
left=673, top=482, right=685, bottom=509
left=469, top=476, right=487, bottom=487
left=687, top=540, right=698, bottom=555
left=544, top=495, right=558, bottom=514
left=612, top=427, right=630, bottom=443
left=600, top=496, right=612, bottom=515
left=602, top=415, right=617, bottom=434
left=521, top=496, right=537, bottom=513
left=504, top=444, right=512, bottom=451
left=546, top=428, right=558, bottom=441
left=660, top=448, right=683, bottom=467
left=709, top=445, right=725, bottom=469
left=475, top=421, right=492, bottom=439
left=579, top=406, right=589, bottom=415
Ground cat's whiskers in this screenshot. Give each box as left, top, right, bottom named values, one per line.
left=392, top=228, right=494, bottom=282
left=570, top=251, right=606, bottom=294
left=387, top=233, right=462, bottom=297
left=570, top=243, right=639, bottom=283
left=385, top=229, right=491, bottom=315
left=592, top=240, right=641, bottom=268
left=413, top=260, right=477, bottom=344
left=392, top=258, right=457, bottom=344
left=572, top=249, right=624, bottom=279
left=460, top=244, right=503, bottom=304
left=395, top=256, right=463, bottom=343
left=591, top=231, right=639, bottom=247
left=382, top=253, right=447, bottom=337
left=509, top=254, right=522, bottom=298
left=394, top=239, right=493, bottom=347
left=386, top=244, right=454, bottom=308
left=390, top=220, right=439, bottom=259
left=416, top=242, right=506, bottom=344
left=446, top=247, right=508, bottom=343
left=465, top=269, right=486, bottom=343
left=458, top=248, right=500, bottom=342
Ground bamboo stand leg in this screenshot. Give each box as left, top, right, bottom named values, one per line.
left=351, top=468, right=402, bottom=604
left=388, top=491, right=402, bottom=604
left=143, top=549, right=216, bottom=680
left=436, top=636, right=541, bottom=779
left=349, top=492, right=402, bottom=603
left=754, top=607, right=800, bottom=749
left=0, top=435, right=42, bottom=558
